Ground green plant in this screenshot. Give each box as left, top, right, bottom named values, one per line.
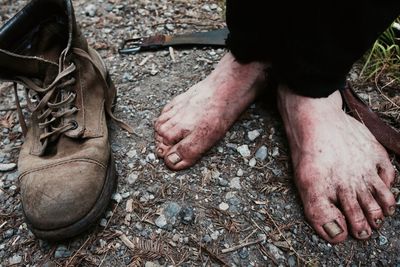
left=360, top=18, right=400, bottom=85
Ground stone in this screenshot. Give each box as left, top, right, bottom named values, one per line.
left=219, top=202, right=229, bottom=211
left=9, top=255, right=22, bottom=265
left=84, top=4, right=97, bottom=17
left=127, top=172, right=139, bottom=185
left=229, top=177, right=241, bottom=189
left=0, top=163, right=17, bottom=172
left=180, top=207, right=194, bottom=224
left=237, top=145, right=251, bottom=158
left=247, top=130, right=261, bottom=141
left=54, top=245, right=71, bottom=258
left=155, top=215, right=167, bottom=228
left=111, top=193, right=122, bottom=203
left=127, top=149, right=137, bottom=158
left=255, top=146, right=268, bottom=161
left=267, top=244, right=285, bottom=262
left=249, top=158, right=257, bottom=167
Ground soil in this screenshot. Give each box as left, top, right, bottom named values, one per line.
left=0, top=0, right=399, bottom=266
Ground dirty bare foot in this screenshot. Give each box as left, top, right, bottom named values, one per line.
left=278, top=85, right=397, bottom=243
left=154, top=52, right=267, bottom=170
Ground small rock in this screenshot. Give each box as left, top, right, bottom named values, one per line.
left=211, top=230, right=219, bottom=240
left=180, top=207, right=194, bottom=224
left=127, top=149, right=137, bottom=158
left=219, top=202, right=229, bottom=211
left=229, top=177, right=241, bottom=189
left=3, top=229, right=14, bottom=239
left=100, top=219, right=107, bottom=227
left=127, top=172, right=139, bottom=185
left=112, top=193, right=122, bottom=203
left=267, top=244, right=285, bottom=262
left=5, top=172, right=18, bottom=181
left=237, top=169, right=244, bottom=176
left=9, top=255, right=22, bottom=265
left=239, top=247, right=249, bottom=259
left=0, top=163, right=17, bottom=172
left=218, top=178, right=229, bottom=187
left=247, top=130, right=260, bottom=141
left=237, top=145, right=251, bottom=158
left=271, top=147, right=280, bottom=157
left=84, top=4, right=97, bottom=17
left=249, top=158, right=257, bottom=167
left=202, top=234, right=212, bottom=243
left=155, top=215, right=167, bottom=228
left=145, top=261, right=161, bottom=267
left=146, top=153, right=156, bottom=162
left=379, top=235, right=388, bottom=246
left=255, top=146, right=268, bottom=161
left=288, top=255, right=297, bottom=267
left=54, top=245, right=71, bottom=258
left=165, top=24, right=174, bottom=31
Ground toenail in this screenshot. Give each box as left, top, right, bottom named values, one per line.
left=375, top=218, right=383, bottom=226
left=323, top=221, right=343, bottom=238
left=168, top=153, right=181, bottom=165
left=157, top=148, right=163, bottom=155
left=389, top=206, right=396, bottom=215
left=358, top=230, right=369, bottom=239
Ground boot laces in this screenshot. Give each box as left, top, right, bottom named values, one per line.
left=13, top=47, right=133, bottom=153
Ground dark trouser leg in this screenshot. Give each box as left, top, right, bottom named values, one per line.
left=225, top=1, right=400, bottom=97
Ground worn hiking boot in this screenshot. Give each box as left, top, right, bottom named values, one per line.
left=0, top=0, right=130, bottom=240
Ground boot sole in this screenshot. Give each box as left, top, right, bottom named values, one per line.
left=28, top=153, right=117, bottom=241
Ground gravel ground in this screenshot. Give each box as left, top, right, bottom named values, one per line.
left=0, top=0, right=399, bottom=266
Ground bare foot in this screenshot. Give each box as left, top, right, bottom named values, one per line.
left=154, top=52, right=267, bottom=170
left=278, top=85, right=397, bottom=243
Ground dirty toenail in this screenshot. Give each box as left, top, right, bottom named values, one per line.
left=389, top=205, right=396, bottom=215
left=157, top=148, right=163, bottom=155
left=358, top=230, right=369, bottom=239
left=323, top=221, right=343, bottom=238
left=375, top=218, right=383, bottom=226
left=168, top=153, right=181, bottom=165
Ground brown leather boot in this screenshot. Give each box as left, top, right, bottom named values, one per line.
left=0, top=0, right=130, bottom=240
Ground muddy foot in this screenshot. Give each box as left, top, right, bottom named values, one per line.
left=278, top=85, right=397, bottom=243
left=154, top=52, right=267, bottom=170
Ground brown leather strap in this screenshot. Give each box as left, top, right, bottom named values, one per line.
left=341, top=83, right=400, bottom=156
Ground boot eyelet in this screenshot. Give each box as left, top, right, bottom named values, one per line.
left=70, top=120, right=78, bottom=130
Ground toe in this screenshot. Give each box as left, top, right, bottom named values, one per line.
left=356, top=185, right=384, bottom=229
left=155, top=107, right=179, bottom=129
left=338, top=189, right=371, bottom=240
left=370, top=177, right=396, bottom=216
left=377, top=160, right=395, bottom=188
left=303, top=197, right=348, bottom=244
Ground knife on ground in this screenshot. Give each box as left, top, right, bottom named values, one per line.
left=119, top=27, right=229, bottom=54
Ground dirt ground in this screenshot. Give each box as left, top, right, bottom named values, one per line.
left=0, top=0, right=400, bottom=266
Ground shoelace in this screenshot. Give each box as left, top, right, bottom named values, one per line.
left=13, top=47, right=133, bottom=154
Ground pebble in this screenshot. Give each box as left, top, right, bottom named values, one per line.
left=211, top=230, right=219, bottom=240
left=155, top=215, right=167, bottom=228
left=165, top=24, right=174, bottom=31
left=155, top=202, right=182, bottom=228
left=255, top=146, right=268, bottom=161
left=239, top=247, right=249, bottom=259
left=146, top=153, right=156, bottom=162
left=219, top=202, right=229, bottom=211
left=127, top=172, right=139, bottom=185
left=9, top=254, right=22, bottom=265
left=249, top=158, right=257, bottom=167
left=54, top=245, right=71, bottom=258
left=6, top=172, right=18, bottom=181
left=288, top=255, right=297, bottom=267
left=100, top=218, right=107, bottom=227
left=3, top=229, right=14, bottom=239
left=247, top=130, right=261, bottom=141
left=180, top=207, right=194, bottom=224
left=202, top=234, right=212, bottom=243
left=267, top=244, right=285, bottom=262
left=379, top=235, right=388, bottom=246
left=0, top=163, right=17, bottom=172
left=271, top=147, right=280, bottom=157
left=127, top=149, right=137, bottom=158
left=229, top=177, right=241, bottom=190
left=111, top=193, right=122, bottom=203
left=84, top=4, right=97, bottom=17
left=145, top=261, right=161, bottom=267
left=237, top=145, right=251, bottom=158
left=218, top=178, right=229, bottom=187
left=237, top=169, right=244, bottom=176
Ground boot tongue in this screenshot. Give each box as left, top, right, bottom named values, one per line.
left=0, top=50, right=58, bottom=82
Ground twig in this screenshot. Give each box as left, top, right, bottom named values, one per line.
left=119, top=234, right=135, bottom=250
left=98, top=250, right=109, bottom=267
left=264, top=208, right=308, bottom=264
left=65, top=236, right=92, bottom=267
left=221, top=237, right=265, bottom=254
left=190, top=239, right=229, bottom=266
left=0, top=221, right=7, bottom=229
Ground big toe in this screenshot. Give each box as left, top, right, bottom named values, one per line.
left=303, top=197, right=348, bottom=244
